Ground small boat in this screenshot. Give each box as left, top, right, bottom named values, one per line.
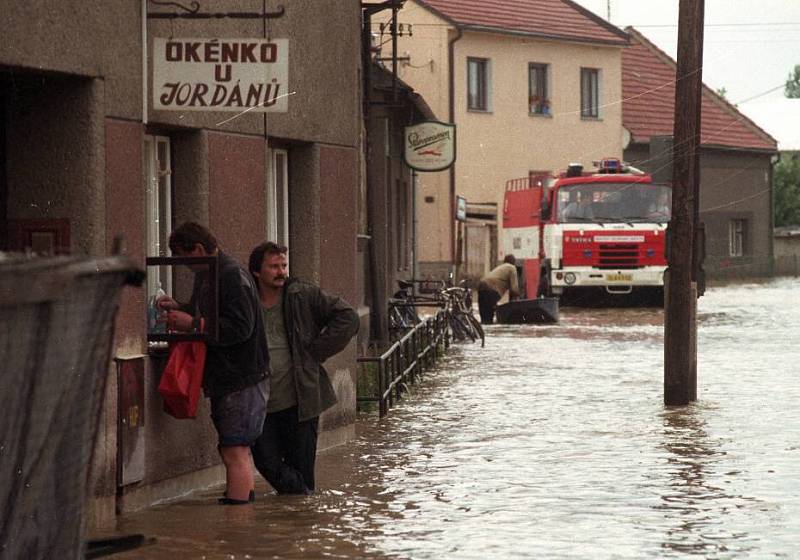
left=495, top=297, right=559, bottom=324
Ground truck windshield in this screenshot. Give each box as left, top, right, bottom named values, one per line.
left=556, top=182, right=671, bottom=223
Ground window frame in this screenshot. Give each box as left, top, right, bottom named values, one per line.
left=580, top=67, right=601, bottom=119
left=528, top=63, right=550, bottom=116
left=144, top=134, right=173, bottom=299
left=267, top=148, right=290, bottom=248
left=467, top=57, right=490, bottom=112
left=729, top=219, right=746, bottom=257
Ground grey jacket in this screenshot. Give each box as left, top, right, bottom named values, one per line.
left=281, top=278, right=359, bottom=421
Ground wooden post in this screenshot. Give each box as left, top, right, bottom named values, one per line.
left=664, top=0, right=704, bottom=406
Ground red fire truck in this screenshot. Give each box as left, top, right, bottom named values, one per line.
left=503, top=158, right=671, bottom=305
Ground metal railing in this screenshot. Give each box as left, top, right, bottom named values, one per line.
left=357, top=311, right=449, bottom=418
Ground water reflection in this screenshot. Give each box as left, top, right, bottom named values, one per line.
left=111, top=278, right=800, bottom=559
left=655, top=404, right=755, bottom=557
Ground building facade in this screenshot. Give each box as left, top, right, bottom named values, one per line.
left=384, top=0, right=629, bottom=281
left=1, top=0, right=364, bottom=526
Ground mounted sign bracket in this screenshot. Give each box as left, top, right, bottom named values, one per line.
left=147, top=0, right=285, bottom=19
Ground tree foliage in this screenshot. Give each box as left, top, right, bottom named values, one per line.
left=774, top=156, right=800, bottom=227
left=785, top=64, right=800, bottom=98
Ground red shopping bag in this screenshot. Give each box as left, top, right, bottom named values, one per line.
left=158, top=341, right=207, bottom=419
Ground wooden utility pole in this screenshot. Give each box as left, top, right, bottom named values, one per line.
left=664, top=0, right=704, bottom=406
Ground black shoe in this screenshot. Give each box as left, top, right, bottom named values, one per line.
left=218, top=489, right=255, bottom=504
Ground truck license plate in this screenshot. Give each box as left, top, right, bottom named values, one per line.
left=607, top=273, right=633, bottom=282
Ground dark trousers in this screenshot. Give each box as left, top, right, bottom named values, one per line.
left=477, top=288, right=501, bottom=324
left=251, top=406, right=319, bottom=494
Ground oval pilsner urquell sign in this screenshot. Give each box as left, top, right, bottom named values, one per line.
left=403, top=121, right=456, bottom=172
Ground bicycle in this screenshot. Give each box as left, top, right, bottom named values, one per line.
left=388, top=280, right=424, bottom=339
left=387, top=279, right=485, bottom=347
left=440, top=285, right=485, bottom=347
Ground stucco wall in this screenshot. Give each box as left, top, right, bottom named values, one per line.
left=105, top=119, right=146, bottom=354
left=774, top=235, right=800, bottom=276
left=319, top=145, right=360, bottom=440
left=208, top=132, right=267, bottom=263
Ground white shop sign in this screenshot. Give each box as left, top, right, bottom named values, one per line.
left=153, top=37, right=288, bottom=112
left=403, top=121, right=456, bottom=172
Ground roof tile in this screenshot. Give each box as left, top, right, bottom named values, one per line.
left=416, top=0, right=628, bottom=45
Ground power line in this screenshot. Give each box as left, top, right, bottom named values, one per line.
left=632, top=22, right=800, bottom=28
left=736, top=83, right=787, bottom=105
left=376, top=21, right=800, bottom=28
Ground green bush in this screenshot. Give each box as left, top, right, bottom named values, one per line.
left=775, top=157, right=800, bottom=227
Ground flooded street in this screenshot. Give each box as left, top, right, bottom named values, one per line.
left=115, top=278, right=800, bottom=559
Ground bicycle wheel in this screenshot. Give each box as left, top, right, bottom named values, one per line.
left=465, top=311, right=485, bottom=347
left=447, top=311, right=468, bottom=341
left=451, top=312, right=476, bottom=343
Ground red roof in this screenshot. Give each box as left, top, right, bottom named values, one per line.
left=622, top=27, right=776, bottom=152
left=415, top=0, right=629, bottom=46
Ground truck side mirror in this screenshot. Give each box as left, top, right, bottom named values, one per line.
left=541, top=197, right=551, bottom=220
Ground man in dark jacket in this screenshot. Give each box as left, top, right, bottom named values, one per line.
left=159, top=222, right=269, bottom=504
left=248, top=241, right=358, bottom=494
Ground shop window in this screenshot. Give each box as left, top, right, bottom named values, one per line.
left=467, top=57, right=490, bottom=112
left=268, top=148, right=289, bottom=248
left=729, top=219, right=746, bottom=257
left=528, top=63, right=550, bottom=115
left=580, top=68, right=600, bottom=118
left=144, top=134, right=172, bottom=299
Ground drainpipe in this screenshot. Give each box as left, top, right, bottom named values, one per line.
left=141, top=0, right=148, bottom=125
left=448, top=27, right=462, bottom=279
left=362, top=5, right=388, bottom=343
left=411, top=168, right=418, bottom=280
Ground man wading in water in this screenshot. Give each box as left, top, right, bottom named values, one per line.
left=248, top=242, right=358, bottom=494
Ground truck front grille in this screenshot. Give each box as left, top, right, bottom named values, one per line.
left=597, top=244, right=640, bottom=269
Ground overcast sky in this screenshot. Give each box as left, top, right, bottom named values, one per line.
left=572, top=0, right=800, bottom=106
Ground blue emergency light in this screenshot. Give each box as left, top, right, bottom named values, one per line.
left=601, top=158, right=620, bottom=171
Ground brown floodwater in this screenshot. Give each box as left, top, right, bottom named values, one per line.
left=112, top=277, right=800, bottom=559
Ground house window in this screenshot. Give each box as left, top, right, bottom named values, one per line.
left=580, top=68, right=600, bottom=118
left=268, top=148, right=289, bottom=248
left=729, top=219, right=746, bottom=257
left=467, top=57, right=489, bottom=111
left=528, top=63, right=550, bottom=115
left=144, top=134, right=172, bottom=298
